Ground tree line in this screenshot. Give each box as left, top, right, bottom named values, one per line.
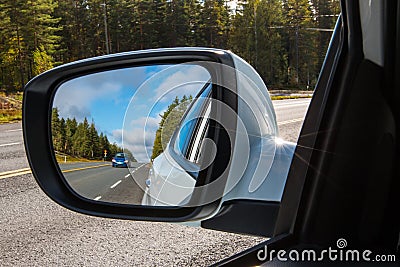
left=0, top=0, right=339, bottom=92
left=51, top=108, right=129, bottom=160
left=151, top=95, right=192, bottom=160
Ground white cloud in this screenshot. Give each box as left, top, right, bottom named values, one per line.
left=113, top=115, right=162, bottom=162
left=152, top=65, right=211, bottom=102
left=129, top=116, right=160, bottom=129
left=53, top=66, right=149, bottom=120
left=54, top=78, right=122, bottom=121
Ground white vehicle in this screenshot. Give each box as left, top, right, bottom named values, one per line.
left=142, top=53, right=296, bottom=207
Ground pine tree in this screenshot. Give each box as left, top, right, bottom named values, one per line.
left=198, top=0, right=230, bottom=48
left=106, top=0, right=132, bottom=53
left=229, top=0, right=286, bottom=86
left=151, top=95, right=193, bottom=160
left=59, top=118, right=66, bottom=153
left=65, top=118, right=77, bottom=154
left=311, top=0, right=340, bottom=74
left=283, top=0, right=318, bottom=88
left=32, top=46, right=54, bottom=75
left=24, top=0, right=61, bottom=54
left=51, top=107, right=63, bottom=151
left=0, top=0, right=29, bottom=90
left=88, top=120, right=99, bottom=158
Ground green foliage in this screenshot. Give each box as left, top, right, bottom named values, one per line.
left=1, top=0, right=339, bottom=93
left=151, top=95, right=192, bottom=160
left=0, top=109, right=22, bottom=123
left=32, top=46, right=54, bottom=75
left=230, top=0, right=287, bottom=85
left=0, top=0, right=60, bottom=90
left=50, top=108, right=135, bottom=161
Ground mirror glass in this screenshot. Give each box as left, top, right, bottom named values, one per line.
left=52, top=64, right=212, bottom=206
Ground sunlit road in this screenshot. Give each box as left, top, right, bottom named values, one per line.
left=0, top=98, right=310, bottom=266
left=274, top=98, right=310, bottom=141
left=59, top=162, right=149, bottom=204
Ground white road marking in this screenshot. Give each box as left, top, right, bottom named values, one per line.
left=272, top=99, right=311, bottom=104
left=277, top=118, right=304, bottom=126
left=125, top=174, right=131, bottom=178
left=62, top=164, right=109, bottom=173
left=0, top=142, right=22, bottom=147
left=110, top=180, right=122, bottom=189
left=94, top=196, right=102, bottom=201
left=274, top=103, right=310, bottom=109
left=131, top=163, right=146, bottom=174
left=5, top=129, right=22, bottom=132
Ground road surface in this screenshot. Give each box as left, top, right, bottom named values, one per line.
left=59, top=162, right=149, bottom=204
left=0, top=98, right=310, bottom=266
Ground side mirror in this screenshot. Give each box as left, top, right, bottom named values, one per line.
left=23, top=48, right=295, bottom=237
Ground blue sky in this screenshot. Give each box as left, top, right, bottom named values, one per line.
left=53, top=64, right=211, bottom=162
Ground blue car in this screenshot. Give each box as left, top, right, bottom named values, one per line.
left=111, top=153, right=129, bottom=168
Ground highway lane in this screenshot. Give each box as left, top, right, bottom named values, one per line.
left=62, top=165, right=130, bottom=200
left=59, top=162, right=149, bottom=204
left=0, top=122, right=28, bottom=173
left=274, top=98, right=310, bottom=124
left=0, top=98, right=310, bottom=266
left=96, top=163, right=150, bottom=204
left=274, top=98, right=310, bottom=142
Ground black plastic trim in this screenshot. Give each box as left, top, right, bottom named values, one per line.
left=274, top=13, right=346, bottom=236
left=213, top=4, right=348, bottom=267
left=201, top=200, right=280, bottom=237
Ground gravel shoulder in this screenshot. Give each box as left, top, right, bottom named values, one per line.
left=0, top=174, right=265, bottom=266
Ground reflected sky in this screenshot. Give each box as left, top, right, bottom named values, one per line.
left=53, top=64, right=211, bottom=162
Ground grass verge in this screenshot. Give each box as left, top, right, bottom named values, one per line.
left=0, top=91, right=23, bottom=123
left=56, top=154, right=105, bottom=164
left=270, top=95, right=312, bottom=101
left=0, top=109, right=22, bottom=123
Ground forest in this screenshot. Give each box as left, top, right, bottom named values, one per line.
left=52, top=93, right=189, bottom=162
left=0, top=0, right=339, bottom=93
left=51, top=107, right=127, bottom=160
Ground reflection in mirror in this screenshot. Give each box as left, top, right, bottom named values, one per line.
left=52, top=64, right=212, bottom=206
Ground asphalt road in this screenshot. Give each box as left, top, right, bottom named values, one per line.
left=59, top=162, right=149, bottom=205
left=0, top=98, right=310, bottom=266
left=0, top=124, right=28, bottom=173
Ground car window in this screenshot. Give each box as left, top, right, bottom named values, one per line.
left=174, top=82, right=212, bottom=163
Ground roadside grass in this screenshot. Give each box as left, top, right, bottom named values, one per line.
left=0, top=109, right=22, bottom=123
left=56, top=154, right=105, bottom=164
left=0, top=91, right=23, bottom=123
left=6, top=91, right=23, bottom=102
left=270, top=95, right=312, bottom=101
left=0, top=91, right=23, bottom=103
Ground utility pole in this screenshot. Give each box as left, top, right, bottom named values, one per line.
left=101, top=1, right=110, bottom=54
left=295, top=24, right=299, bottom=84
left=254, top=2, right=258, bottom=69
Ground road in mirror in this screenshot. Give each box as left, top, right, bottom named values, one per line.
left=52, top=64, right=212, bottom=206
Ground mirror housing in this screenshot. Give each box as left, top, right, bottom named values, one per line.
left=24, top=47, right=295, bottom=237
left=24, top=48, right=238, bottom=222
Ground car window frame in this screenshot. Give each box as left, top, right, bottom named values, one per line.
left=167, top=81, right=213, bottom=179
left=214, top=8, right=346, bottom=267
